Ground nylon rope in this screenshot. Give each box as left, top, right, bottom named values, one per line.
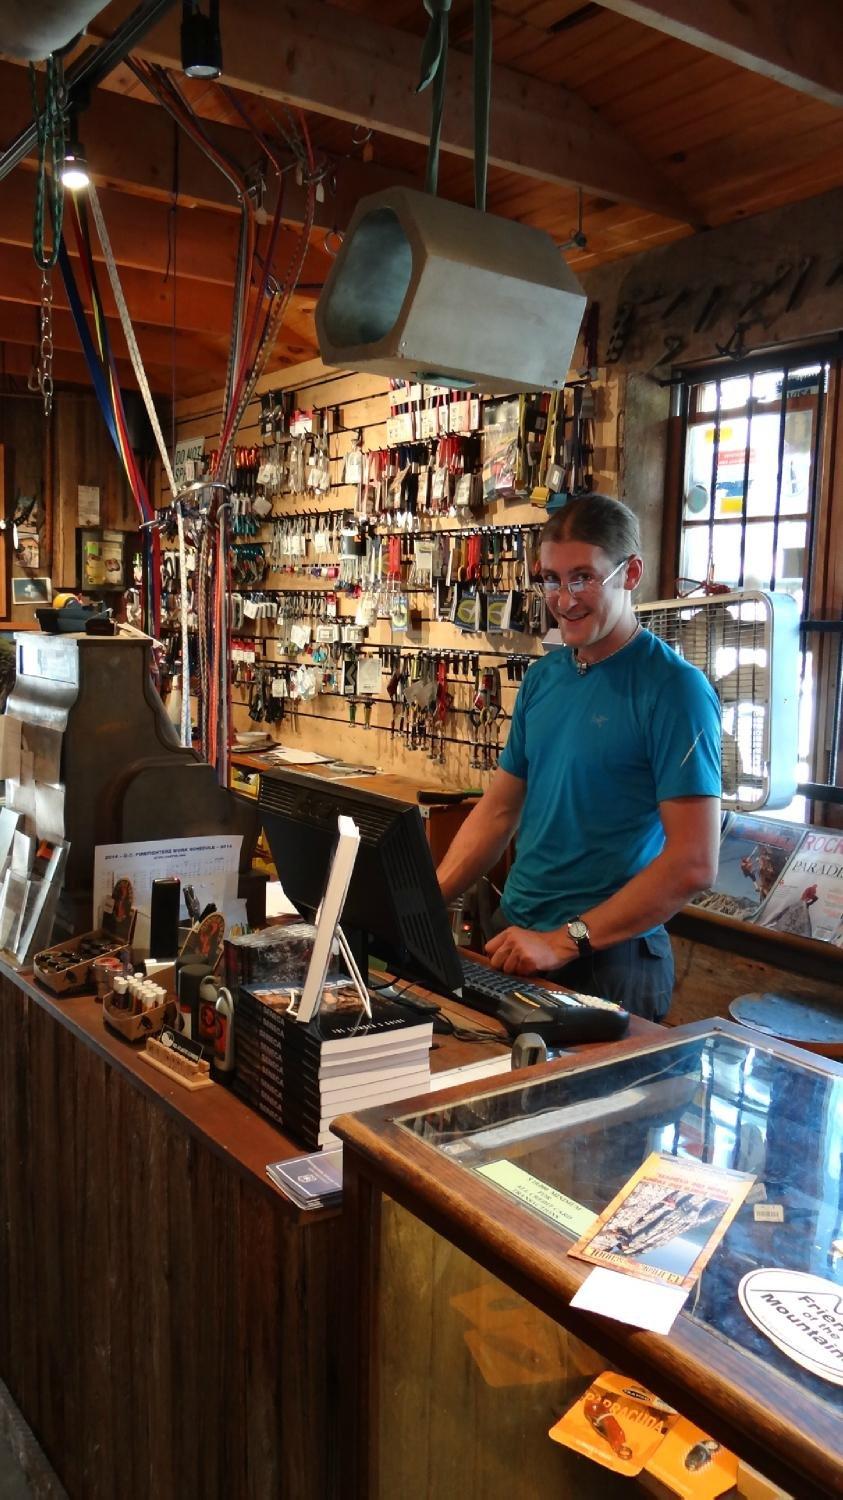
left=86, top=182, right=192, bottom=749
left=30, top=57, right=65, bottom=270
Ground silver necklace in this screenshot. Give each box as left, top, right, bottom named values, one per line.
left=574, top=620, right=641, bottom=676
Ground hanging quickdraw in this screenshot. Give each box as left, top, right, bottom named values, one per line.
left=38, top=271, right=54, bottom=418
left=30, top=56, right=66, bottom=417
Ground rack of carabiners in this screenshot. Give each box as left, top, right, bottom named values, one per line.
left=230, top=638, right=536, bottom=769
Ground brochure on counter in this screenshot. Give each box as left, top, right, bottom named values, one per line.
left=568, top=1152, right=754, bottom=1333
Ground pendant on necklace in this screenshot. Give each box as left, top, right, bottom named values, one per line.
left=575, top=654, right=589, bottom=676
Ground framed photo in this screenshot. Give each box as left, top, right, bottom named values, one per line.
left=12, top=576, right=52, bottom=606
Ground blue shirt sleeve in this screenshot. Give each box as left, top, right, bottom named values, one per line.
left=499, top=675, right=529, bottom=780
left=645, top=665, right=722, bottom=801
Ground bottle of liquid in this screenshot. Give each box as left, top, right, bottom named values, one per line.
left=213, top=987, right=235, bottom=1084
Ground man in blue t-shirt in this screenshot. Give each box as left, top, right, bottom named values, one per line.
left=437, top=495, right=721, bottom=1020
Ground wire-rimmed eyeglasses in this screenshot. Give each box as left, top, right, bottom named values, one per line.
left=540, top=556, right=630, bottom=598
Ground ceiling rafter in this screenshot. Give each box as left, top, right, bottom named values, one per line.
left=93, top=0, right=695, bottom=222
left=596, top=0, right=843, bottom=109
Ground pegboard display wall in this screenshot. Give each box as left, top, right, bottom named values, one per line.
left=166, top=358, right=621, bottom=787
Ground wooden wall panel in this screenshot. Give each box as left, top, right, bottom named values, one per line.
left=0, top=394, right=49, bottom=624
left=53, top=393, right=138, bottom=589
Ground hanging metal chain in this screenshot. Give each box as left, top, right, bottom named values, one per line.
left=30, top=56, right=66, bottom=271
left=38, top=271, right=55, bottom=416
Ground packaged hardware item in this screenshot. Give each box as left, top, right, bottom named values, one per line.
left=225, top=921, right=337, bottom=991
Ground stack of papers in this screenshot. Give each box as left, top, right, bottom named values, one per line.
left=267, top=1148, right=343, bottom=1209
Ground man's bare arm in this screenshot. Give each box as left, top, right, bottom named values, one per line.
left=437, top=768, right=525, bottom=905
left=485, top=795, right=720, bottom=974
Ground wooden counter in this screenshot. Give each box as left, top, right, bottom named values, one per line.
left=0, top=947, right=662, bottom=1499
left=0, top=956, right=520, bottom=1498
left=0, top=960, right=345, bottom=1499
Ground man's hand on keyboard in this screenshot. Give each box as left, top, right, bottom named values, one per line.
left=484, top=924, right=576, bottom=975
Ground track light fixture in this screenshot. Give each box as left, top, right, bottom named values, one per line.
left=181, top=0, right=222, bottom=80
left=60, top=123, right=90, bottom=191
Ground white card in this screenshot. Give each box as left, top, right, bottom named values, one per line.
left=571, top=1267, right=689, bottom=1334
left=35, top=783, right=66, bottom=841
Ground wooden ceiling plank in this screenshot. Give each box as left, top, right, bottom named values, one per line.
left=666, top=105, right=843, bottom=185
left=100, top=0, right=694, bottom=220
left=524, top=19, right=664, bottom=89
left=0, top=297, right=227, bottom=373
left=631, top=78, right=805, bottom=153
left=0, top=169, right=242, bottom=287
left=0, top=341, right=170, bottom=393
left=594, top=50, right=732, bottom=121
left=596, top=0, right=843, bottom=108
left=583, top=37, right=703, bottom=108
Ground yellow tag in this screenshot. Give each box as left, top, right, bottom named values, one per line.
left=476, top=1160, right=594, bottom=1235
left=753, top=1203, right=784, bottom=1223
left=530, top=485, right=550, bottom=505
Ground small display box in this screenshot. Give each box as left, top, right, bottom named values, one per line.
left=34, top=928, right=129, bottom=995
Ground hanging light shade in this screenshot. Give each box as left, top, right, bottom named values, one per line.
left=181, top=0, right=222, bottom=80
left=316, top=186, right=587, bottom=394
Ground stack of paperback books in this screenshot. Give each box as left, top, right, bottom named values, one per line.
left=233, top=988, right=433, bottom=1150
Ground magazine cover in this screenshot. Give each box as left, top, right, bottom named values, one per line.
left=567, top=1152, right=754, bottom=1291
left=757, top=828, right=843, bottom=942
left=689, top=814, right=805, bottom=920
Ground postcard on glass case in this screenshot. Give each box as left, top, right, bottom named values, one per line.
left=567, top=1152, right=754, bottom=1291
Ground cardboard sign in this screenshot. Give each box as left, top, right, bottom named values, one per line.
left=739, top=1268, right=843, bottom=1385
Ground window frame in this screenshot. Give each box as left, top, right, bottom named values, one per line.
left=663, top=340, right=843, bottom=822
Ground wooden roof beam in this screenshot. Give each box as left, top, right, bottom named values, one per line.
left=0, top=241, right=324, bottom=342
left=0, top=341, right=167, bottom=393
left=0, top=297, right=228, bottom=372
left=596, top=1, right=843, bottom=109
left=98, top=0, right=695, bottom=222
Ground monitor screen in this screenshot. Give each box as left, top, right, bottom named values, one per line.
left=258, top=768, right=464, bottom=997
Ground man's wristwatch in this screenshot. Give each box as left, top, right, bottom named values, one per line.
left=566, top=917, right=593, bottom=957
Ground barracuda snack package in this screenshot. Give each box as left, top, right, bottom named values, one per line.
left=549, top=1371, right=676, bottom=1476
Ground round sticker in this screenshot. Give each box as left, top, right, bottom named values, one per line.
left=739, top=1267, right=843, bottom=1385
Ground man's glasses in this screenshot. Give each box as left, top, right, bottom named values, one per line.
left=540, top=556, right=630, bottom=598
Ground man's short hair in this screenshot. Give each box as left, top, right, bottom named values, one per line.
left=541, top=494, right=641, bottom=564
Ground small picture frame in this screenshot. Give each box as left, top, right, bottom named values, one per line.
left=12, top=576, right=52, bottom=606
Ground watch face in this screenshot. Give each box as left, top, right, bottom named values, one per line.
left=569, top=920, right=588, bottom=941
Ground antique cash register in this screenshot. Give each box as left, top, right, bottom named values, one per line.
left=6, top=633, right=257, bottom=931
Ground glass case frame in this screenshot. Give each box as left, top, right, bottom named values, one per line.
left=335, top=1018, right=843, bottom=1500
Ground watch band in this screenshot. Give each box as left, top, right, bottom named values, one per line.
left=567, top=917, right=593, bottom=957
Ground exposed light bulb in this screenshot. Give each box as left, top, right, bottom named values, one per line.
left=61, top=148, right=90, bottom=192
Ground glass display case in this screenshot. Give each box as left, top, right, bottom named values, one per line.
left=335, top=1020, right=843, bottom=1500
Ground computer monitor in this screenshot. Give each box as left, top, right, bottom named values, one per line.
left=258, top=768, right=465, bottom=997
